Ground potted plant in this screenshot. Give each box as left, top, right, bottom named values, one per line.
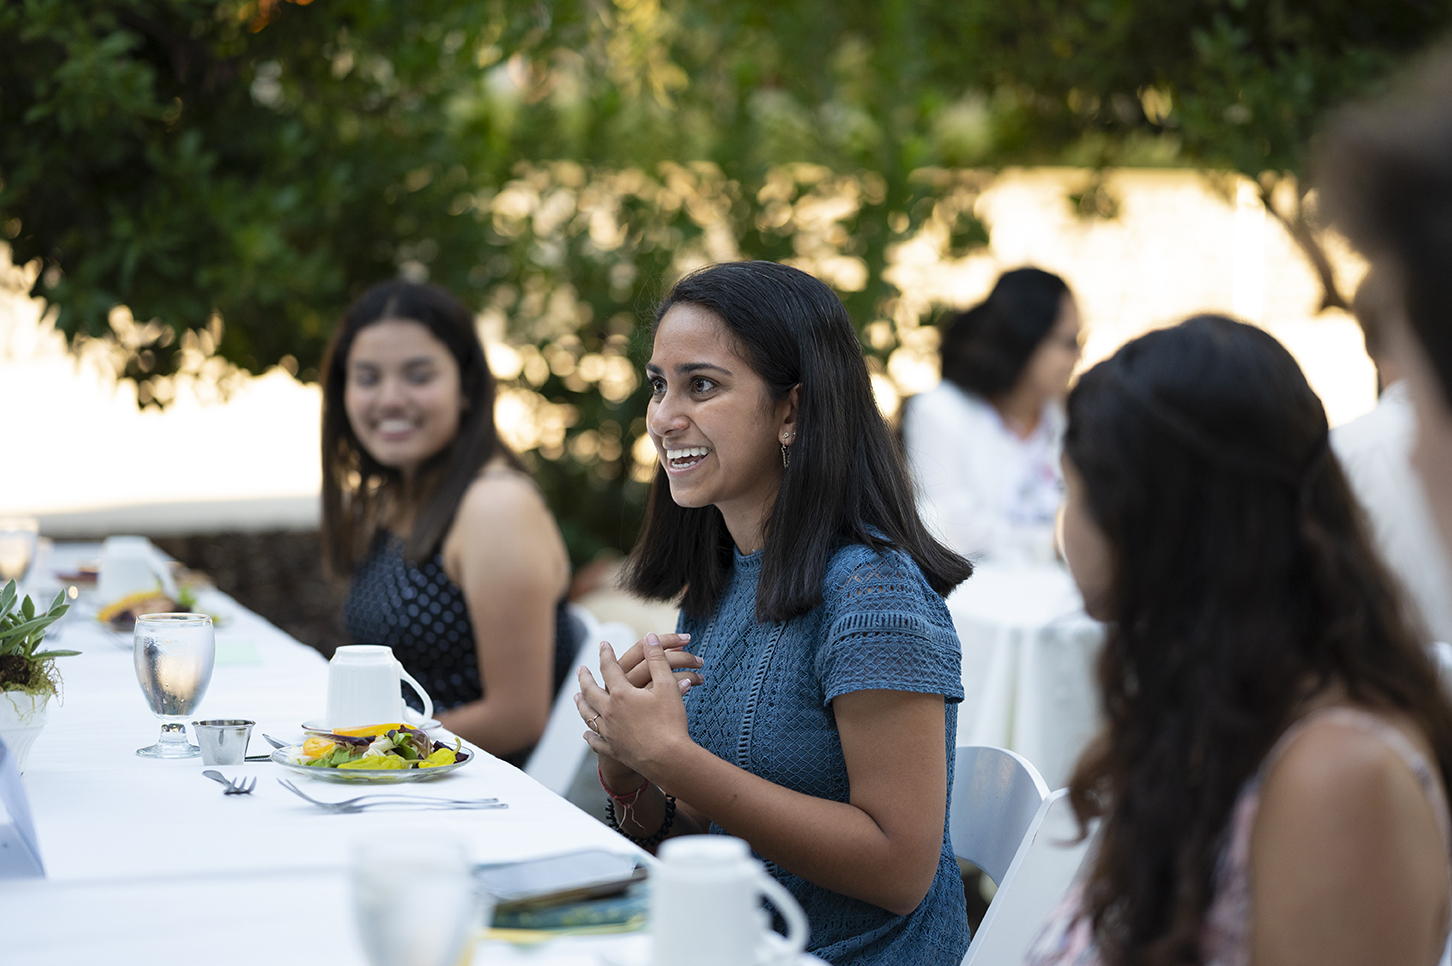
left=0, top=580, right=77, bottom=773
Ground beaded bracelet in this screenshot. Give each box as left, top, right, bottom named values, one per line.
left=606, top=793, right=677, bottom=849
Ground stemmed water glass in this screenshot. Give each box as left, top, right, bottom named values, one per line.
left=0, top=517, right=39, bottom=586
left=352, top=835, right=482, bottom=966
left=133, top=612, right=215, bottom=758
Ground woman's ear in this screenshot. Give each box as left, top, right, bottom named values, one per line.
left=778, top=384, right=800, bottom=445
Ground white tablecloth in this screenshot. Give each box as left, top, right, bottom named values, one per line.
left=949, top=563, right=1105, bottom=789
left=3, top=543, right=647, bottom=965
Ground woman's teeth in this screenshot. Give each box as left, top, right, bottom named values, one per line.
left=665, top=446, right=710, bottom=468
left=378, top=419, right=414, bottom=434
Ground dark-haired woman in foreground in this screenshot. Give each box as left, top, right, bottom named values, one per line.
left=904, top=267, right=1081, bottom=562
left=1026, top=316, right=1452, bottom=966
left=574, top=261, right=973, bottom=964
left=320, top=280, right=575, bottom=763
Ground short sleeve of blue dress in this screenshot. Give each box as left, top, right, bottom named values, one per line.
left=681, top=543, right=969, bottom=966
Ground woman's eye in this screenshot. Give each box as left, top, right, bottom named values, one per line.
left=351, top=370, right=379, bottom=387
left=406, top=369, right=435, bottom=385
left=649, top=376, right=666, bottom=395
left=691, top=377, right=716, bottom=394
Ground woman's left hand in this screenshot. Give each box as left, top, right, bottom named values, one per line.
left=577, top=633, right=692, bottom=779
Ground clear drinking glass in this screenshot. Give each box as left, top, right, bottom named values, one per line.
left=352, top=835, right=481, bottom=966
left=133, top=612, right=215, bottom=759
left=0, top=516, right=40, bottom=584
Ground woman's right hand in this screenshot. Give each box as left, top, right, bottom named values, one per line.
left=615, top=632, right=703, bottom=690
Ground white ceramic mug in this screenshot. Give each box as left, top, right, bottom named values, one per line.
left=98, top=536, right=178, bottom=604
left=652, top=836, right=809, bottom=966
left=326, top=645, right=435, bottom=729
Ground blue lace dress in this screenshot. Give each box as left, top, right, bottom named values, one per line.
left=344, top=532, right=578, bottom=739
left=681, top=542, right=969, bottom=966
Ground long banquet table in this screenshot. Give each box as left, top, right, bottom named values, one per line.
left=2, top=543, right=651, bottom=966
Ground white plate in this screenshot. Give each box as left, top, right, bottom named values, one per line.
left=269, top=745, right=471, bottom=784
left=301, top=718, right=442, bottom=733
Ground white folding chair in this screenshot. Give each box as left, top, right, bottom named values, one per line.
left=951, top=745, right=1051, bottom=886
left=1431, top=641, right=1452, bottom=697
left=524, top=603, right=637, bottom=796
left=962, top=788, right=1094, bottom=965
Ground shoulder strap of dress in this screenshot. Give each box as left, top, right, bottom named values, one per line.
left=1264, top=706, right=1452, bottom=854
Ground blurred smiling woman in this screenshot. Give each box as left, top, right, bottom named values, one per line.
left=320, top=280, right=576, bottom=763
left=574, top=261, right=973, bottom=965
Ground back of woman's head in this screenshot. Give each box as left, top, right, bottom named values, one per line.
left=940, top=267, right=1070, bottom=398
left=625, top=260, right=970, bottom=620
left=320, top=279, right=516, bottom=575
left=1065, top=315, right=1452, bottom=965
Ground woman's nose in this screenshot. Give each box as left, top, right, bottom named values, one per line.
left=648, top=394, right=689, bottom=436
left=376, top=375, right=408, bottom=407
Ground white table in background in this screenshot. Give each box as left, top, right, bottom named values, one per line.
left=3, top=543, right=647, bottom=966
left=948, top=563, right=1105, bottom=789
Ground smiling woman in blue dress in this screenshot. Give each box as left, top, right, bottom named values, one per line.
left=319, top=280, right=576, bottom=763
left=574, top=261, right=973, bottom=965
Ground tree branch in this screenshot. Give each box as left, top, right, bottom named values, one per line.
left=1257, top=178, right=1348, bottom=313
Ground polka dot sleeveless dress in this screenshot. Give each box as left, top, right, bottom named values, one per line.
left=344, top=531, right=578, bottom=716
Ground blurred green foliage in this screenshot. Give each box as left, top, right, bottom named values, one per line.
left=2, top=0, right=1448, bottom=562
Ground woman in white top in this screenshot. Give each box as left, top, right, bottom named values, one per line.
left=903, top=268, right=1082, bottom=562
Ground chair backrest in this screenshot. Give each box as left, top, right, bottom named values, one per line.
left=524, top=604, right=637, bottom=795
left=1432, top=641, right=1452, bottom=697
left=951, top=745, right=1051, bottom=886
left=963, top=788, right=1092, bottom=965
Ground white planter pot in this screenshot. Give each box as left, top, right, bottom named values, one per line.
left=0, top=690, right=49, bottom=774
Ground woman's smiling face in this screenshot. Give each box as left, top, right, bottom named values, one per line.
left=344, top=318, right=464, bottom=479
left=646, top=302, right=796, bottom=550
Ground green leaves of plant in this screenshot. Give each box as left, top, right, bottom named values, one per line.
left=0, top=579, right=73, bottom=661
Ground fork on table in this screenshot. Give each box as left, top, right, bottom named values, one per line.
left=276, top=778, right=507, bottom=814
left=202, top=770, right=257, bottom=795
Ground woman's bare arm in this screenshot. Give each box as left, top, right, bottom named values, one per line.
left=437, top=472, right=569, bottom=757
left=1250, top=716, right=1451, bottom=966
left=580, top=638, right=948, bottom=916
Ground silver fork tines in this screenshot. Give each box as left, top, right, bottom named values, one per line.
left=202, top=770, right=257, bottom=795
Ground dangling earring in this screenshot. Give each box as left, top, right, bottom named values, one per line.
left=781, top=430, right=793, bottom=469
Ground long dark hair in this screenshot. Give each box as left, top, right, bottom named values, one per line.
left=320, top=279, right=521, bottom=577
left=939, top=267, right=1070, bottom=398
left=624, top=261, right=971, bottom=621
left=1064, top=315, right=1452, bottom=966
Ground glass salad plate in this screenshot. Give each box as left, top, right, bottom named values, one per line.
left=270, top=746, right=472, bottom=784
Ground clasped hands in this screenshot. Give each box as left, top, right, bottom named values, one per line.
left=575, top=632, right=702, bottom=788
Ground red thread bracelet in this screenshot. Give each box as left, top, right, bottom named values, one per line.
left=598, top=763, right=649, bottom=806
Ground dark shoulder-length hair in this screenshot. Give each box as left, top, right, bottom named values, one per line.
left=320, top=279, right=522, bottom=577
left=623, top=260, right=971, bottom=622
left=1063, top=315, right=1452, bottom=966
left=939, top=267, right=1071, bottom=399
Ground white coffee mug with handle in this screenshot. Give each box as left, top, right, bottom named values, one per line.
left=326, top=644, right=435, bottom=730
left=98, top=535, right=179, bottom=604
left=652, top=836, right=809, bottom=966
